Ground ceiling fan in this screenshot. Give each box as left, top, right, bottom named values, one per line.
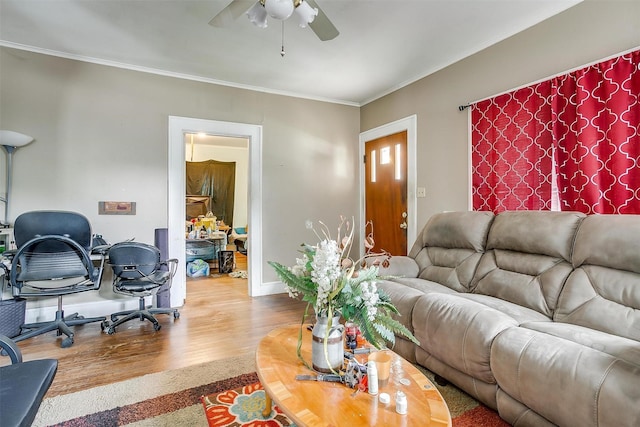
left=209, top=0, right=339, bottom=41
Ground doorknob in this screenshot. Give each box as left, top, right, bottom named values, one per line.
left=400, top=211, right=408, bottom=229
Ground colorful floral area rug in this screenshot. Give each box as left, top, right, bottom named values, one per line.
left=201, top=381, right=509, bottom=427
left=34, top=352, right=508, bottom=427
left=201, top=382, right=294, bottom=427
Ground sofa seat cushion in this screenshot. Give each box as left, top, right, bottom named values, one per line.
left=378, top=279, right=457, bottom=331
left=390, top=277, right=459, bottom=296
left=377, top=280, right=426, bottom=331
left=521, top=321, right=640, bottom=367
left=412, top=293, right=517, bottom=384
left=492, top=327, right=640, bottom=427
left=459, top=294, right=552, bottom=324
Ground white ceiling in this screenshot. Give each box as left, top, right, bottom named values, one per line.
left=0, top=0, right=582, bottom=106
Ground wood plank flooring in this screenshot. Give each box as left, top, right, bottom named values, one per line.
left=1, top=253, right=307, bottom=398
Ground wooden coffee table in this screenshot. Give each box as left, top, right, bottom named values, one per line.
left=256, top=324, right=451, bottom=426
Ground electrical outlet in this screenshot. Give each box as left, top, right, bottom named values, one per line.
left=417, top=187, right=426, bottom=198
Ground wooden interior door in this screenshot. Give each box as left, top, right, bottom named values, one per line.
left=364, top=131, right=408, bottom=255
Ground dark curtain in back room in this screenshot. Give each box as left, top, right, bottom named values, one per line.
left=186, top=160, right=236, bottom=227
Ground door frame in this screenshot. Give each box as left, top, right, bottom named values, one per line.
left=359, top=115, right=417, bottom=258
left=168, top=116, right=264, bottom=305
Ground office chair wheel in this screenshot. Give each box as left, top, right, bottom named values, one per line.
left=173, top=312, right=180, bottom=319
left=154, top=323, right=162, bottom=331
left=61, top=337, right=74, bottom=348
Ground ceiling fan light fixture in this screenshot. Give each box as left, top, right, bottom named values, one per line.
left=294, top=0, right=318, bottom=28
left=247, top=2, right=268, bottom=28
left=264, top=0, right=294, bottom=20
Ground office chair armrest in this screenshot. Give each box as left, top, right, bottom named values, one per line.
left=91, top=244, right=111, bottom=256
left=0, top=334, right=23, bottom=364
left=1, top=249, right=16, bottom=261
left=162, top=258, right=179, bottom=281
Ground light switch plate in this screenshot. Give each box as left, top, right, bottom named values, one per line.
left=417, top=187, right=426, bottom=198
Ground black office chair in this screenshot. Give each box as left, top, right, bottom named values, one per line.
left=9, top=211, right=107, bottom=348
left=103, top=241, right=179, bottom=334
left=0, top=334, right=58, bottom=427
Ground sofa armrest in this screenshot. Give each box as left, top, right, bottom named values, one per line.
left=368, top=255, right=419, bottom=278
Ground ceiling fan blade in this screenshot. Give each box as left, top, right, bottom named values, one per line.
left=306, top=0, right=339, bottom=41
left=209, top=0, right=256, bottom=27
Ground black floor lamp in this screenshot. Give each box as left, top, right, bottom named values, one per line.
left=0, top=130, right=34, bottom=227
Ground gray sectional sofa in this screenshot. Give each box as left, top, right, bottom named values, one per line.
left=376, top=210, right=640, bottom=427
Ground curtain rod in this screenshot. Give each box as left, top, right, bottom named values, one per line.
left=457, top=45, right=639, bottom=111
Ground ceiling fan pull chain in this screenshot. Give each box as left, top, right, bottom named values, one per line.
left=281, top=20, right=286, bottom=57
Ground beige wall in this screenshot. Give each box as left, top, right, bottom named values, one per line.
left=0, top=47, right=360, bottom=314
left=360, top=0, right=640, bottom=228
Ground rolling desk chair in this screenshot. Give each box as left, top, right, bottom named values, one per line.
left=103, top=241, right=179, bottom=334
left=9, top=210, right=107, bottom=348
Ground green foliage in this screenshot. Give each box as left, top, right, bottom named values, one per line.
left=268, top=219, right=419, bottom=351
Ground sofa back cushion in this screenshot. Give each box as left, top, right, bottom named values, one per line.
left=409, top=211, right=494, bottom=293
left=555, top=214, right=640, bottom=341
left=472, top=211, right=585, bottom=317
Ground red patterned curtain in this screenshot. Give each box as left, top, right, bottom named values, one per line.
left=552, top=50, right=640, bottom=214
left=472, top=50, right=640, bottom=214
left=471, top=81, right=553, bottom=212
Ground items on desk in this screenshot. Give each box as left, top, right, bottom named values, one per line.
left=187, top=215, right=230, bottom=239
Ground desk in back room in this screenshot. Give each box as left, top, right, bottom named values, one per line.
left=186, top=231, right=227, bottom=269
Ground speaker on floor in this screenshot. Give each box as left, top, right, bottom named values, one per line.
left=154, top=228, right=171, bottom=308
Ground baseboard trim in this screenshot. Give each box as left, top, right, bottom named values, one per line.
left=253, top=280, right=285, bottom=297
left=24, top=298, right=152, bottom=324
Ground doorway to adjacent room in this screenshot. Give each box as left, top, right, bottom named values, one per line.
left=185, top=134, right=249, bottom=283
left=168, top=117, right=267, bottom=307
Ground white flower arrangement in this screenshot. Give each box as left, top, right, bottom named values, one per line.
left=269, top=217, right=418, bottom=350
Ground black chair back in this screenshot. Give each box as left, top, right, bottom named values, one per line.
left=109, top=242, right=161, bottom=280
left=10, top=210, right=102, bottom=295
left=14, top=211, right=92, bottom=251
